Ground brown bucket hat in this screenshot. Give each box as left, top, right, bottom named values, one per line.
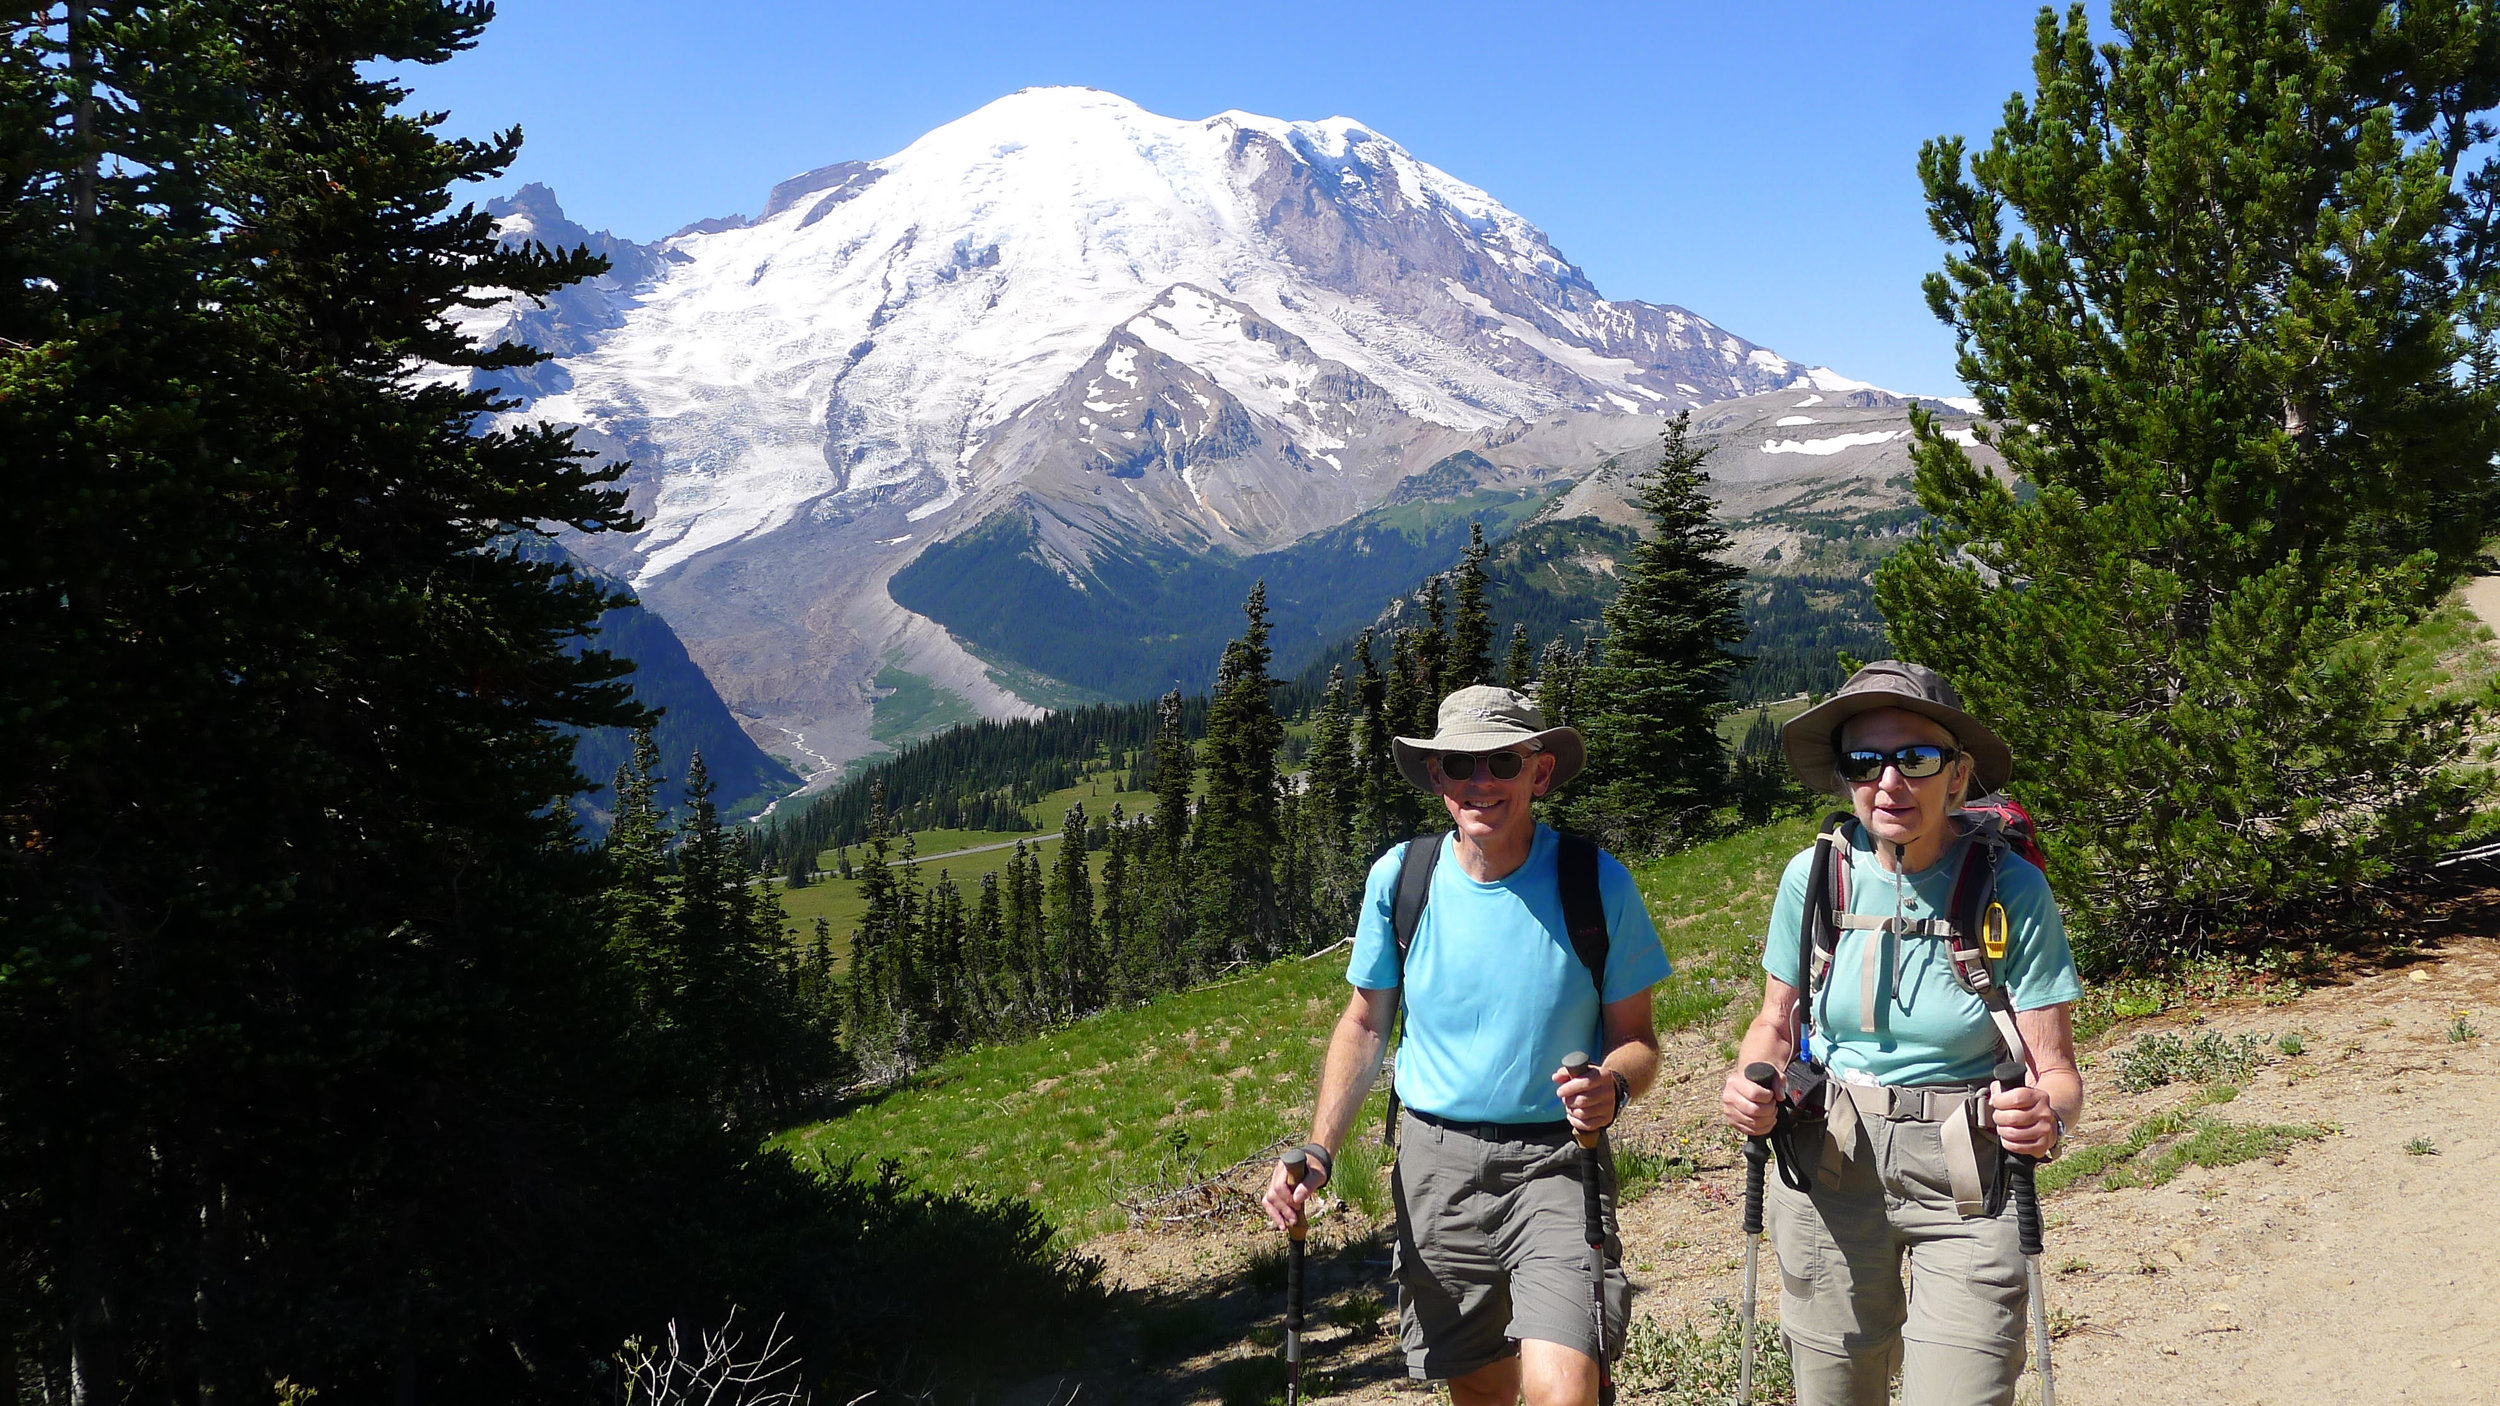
left=1782, top=660, right=2012, bottom=796
left=1393, top=685, right=1586, bottom=794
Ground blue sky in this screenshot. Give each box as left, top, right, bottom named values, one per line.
left=403, top=2, right=2086, bottom=394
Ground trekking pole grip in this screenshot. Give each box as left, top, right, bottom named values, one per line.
left=1742, top=1062, right=1776, bottom=1237
left=1995, top=1060, right=2045, bottom=1258
left=1564, top=1051, right=1602, bottom=1151
left=1281, top=1148, right=1309, bottom=1245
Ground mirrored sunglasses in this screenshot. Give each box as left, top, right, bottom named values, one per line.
left=1835, top=744, right=1961, bottom=784
left=1436, top=750, right=1528, bottom=782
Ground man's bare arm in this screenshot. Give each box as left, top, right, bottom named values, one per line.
left=1310, top=985, right=1398, bottom=1152
left=1261, top=985, right=1397, bottom=1232
left=1556, top=988, right=1660, bottom=1131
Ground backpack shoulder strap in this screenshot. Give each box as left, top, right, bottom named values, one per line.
left=1556, top=832, right=1609, bottom=1002
left=1391, top=832, right=1441, bottom=974
left=1800, top=812, right=1855, bottom=996
left=1381, top=833, right=1443, bottom=1153
left=1943, top=829, right=2032, bottom=1069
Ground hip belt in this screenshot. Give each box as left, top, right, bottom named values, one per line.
left=1824, top=1076, right=2001, bottom=1217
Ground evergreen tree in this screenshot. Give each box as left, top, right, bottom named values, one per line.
left=1562, top=413, right=1750, bottom=853
left=1140, top=690, right=1197, bottom=994
left=1354, top=628, right=1400, bottom=849
left=606, top=730, right=677, bottom=1005
left=1309, top=665, right=1358, bottom=846
left=1049, top=803, right=1099, bottom=1018
left=1536, top=637, right=1588, bottom=733
left=971, top=870, right=1008, bottom=1027
left=1414, top=575, right=1451, bottom=711
left=1379, top=630, right=1431, bottom=837
left=1451, top=522, right=1496, bottom=687
left=1191, top=583, right=1287, bottom=968
left=1505, top=623, right=1536, bottom=690
left=0, top=5, right=1090, bottom=1391
left=999, top=839, right=1038, bottom=1026
left=922, top=869, right=968, bottom=1052
left=1882, top=1, right=2500, bottom=962
left=848, top=786, right=904, bottom=1066
left=1099, top=803, right=1135, bottom=999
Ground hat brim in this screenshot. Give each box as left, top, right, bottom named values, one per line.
left=1782, top=693, right=2012, bottom=796
left=1393, top=726, right=1586, bottom=796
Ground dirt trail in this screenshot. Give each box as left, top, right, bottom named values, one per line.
left=1041, top=936, right=2499, bottom=1404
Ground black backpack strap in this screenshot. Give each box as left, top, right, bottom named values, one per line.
left=1382, top=834, right=1442, bottom=1151
left=1556, top=833, right=1610, bottom=1008
left=1391, top=834, right=1441, bottom=965
left=1799, top=811, right=1856, bottom=1042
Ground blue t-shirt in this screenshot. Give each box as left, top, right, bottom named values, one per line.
left=1348, top=825, right=1671, bottom=1123
left=1762, top=828, right=2083, bottom=1086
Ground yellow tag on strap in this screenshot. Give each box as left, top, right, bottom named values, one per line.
left=1982, top=902, right=2010, bottom=961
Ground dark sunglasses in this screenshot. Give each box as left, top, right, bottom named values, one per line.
left=1436, top=750, right=1529, bottom=782
left=1835, top=744, right=1962, bottom=784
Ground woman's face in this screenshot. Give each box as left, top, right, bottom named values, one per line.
left=1839, top=707, right=1970, bottom=855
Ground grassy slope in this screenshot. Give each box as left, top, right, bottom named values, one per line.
left=773, top=816, right=1816, bottom=1242
left=767, top=770, right=1160, bottom=954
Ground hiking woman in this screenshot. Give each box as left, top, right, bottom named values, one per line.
left=1720, top=661, right=2083, bottom=1406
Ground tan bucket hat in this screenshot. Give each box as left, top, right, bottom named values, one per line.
left=1393, top=685, right=1586, bottom=793
left=1781, top=659, right=2012, bottom=796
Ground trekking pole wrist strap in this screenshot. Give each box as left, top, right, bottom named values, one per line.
left=1295, top=1143, right=1333, bottom=1186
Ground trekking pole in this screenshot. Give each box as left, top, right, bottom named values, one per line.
left=1280, top=1148, right=1309, bottom=1406
left=1995, top=1060, right=2055, bottom=1406
left=1564, top=1053, right=1616, bottom=1406
left=1738, top=1062, right=1777, bottom=1406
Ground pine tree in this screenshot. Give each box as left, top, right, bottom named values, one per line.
left=1354, top=629, right=1399, bottom=849
left=1414, top=575, right=1451, bottom=711
left=1379, top=630, right=1430, bottom=838
left=1308, top=665, right=1358, bottom=846
left=606, top=730, right=676, bottom=1005
left=1049, top=803, right=1099, bottom=1018
left=1882, top=2, right=2500, bottom=963
left=1140, top=689, right=1197, bottom=994
left=921, top=869, right=967, bottom=1052
left=971, top=870, right=1009, bottom=1027
left=1191, top=582, right=1287, bottom=968
left=848, top=786, right=904, bottom=1065
left=1537, top=638, right=1586, bottom=733
left=1563, top=413, right=1749, bottom=853
left=1451, top=522, right=1496, bottom=687
left=1099, top=802, right=1135, bottom=1000
left=1505, top=624, right=1536, bottom=690
left=0, top=4, right=754, bottom=1391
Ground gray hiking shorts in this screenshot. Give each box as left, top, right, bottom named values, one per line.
left=1772, top=1081, right=2030, bottom=1406
left=1389, top=1107, right=1631, bottom=1381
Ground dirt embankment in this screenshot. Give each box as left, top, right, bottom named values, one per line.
left=1026, top=936, right=2497, bottom=1405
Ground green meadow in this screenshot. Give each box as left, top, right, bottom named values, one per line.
left=774, top=816, right=1814, bottom=1241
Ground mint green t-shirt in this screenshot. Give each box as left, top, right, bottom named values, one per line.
left=1761, top=827, right=2082, bottom=1086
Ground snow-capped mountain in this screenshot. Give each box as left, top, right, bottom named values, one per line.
left=464, top=87, right=1934, bottom=778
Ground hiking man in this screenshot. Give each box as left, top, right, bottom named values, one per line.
left=1720, top=661, right=2084, bottom=1406
left=1260, top=686, right=1670, bottom=1406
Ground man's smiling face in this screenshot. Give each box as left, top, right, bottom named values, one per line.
left=1430, top=743, right=1558, bottom=847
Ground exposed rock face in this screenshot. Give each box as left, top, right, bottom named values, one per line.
left=455, top=88, right=1957, bottom=776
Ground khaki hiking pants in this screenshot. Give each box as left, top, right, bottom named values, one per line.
left=1771, top=1080, right=2029, bottom=1406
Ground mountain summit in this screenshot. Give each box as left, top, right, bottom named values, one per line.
left=468, top=88, right=1892, bottom=774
